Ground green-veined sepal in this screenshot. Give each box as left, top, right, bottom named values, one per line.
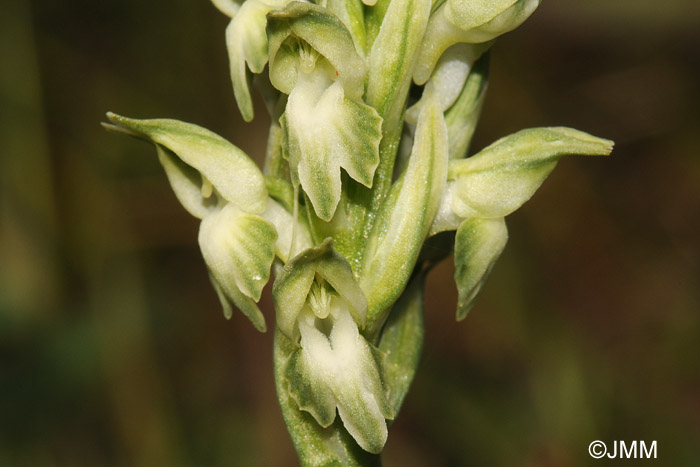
left=449, top=127, right=613, bottom=219
left=103, top=113, right=268, bottom=215
left=199, top=204, right=277, bottom=331
left=454, top=217, right=507, bottom=319
left=272, top=238, right=367, bottom=342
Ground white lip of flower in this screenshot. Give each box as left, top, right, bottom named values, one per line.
left=290, top=299, right=392, bottom=454
left=271, top=238, right=392, bottom=452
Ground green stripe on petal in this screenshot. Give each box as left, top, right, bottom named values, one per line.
left=449, top=127, right=613, bottom=218
left=104, top=113, right=268, bottom=214
left=286, top=73, right=381, bottom=221
left=454, top=217, right=508, bottom=320
left=286, top=306, right=391, bottom=453
left=284, top=323, right=338, bottom=426
left=199, top=204, right=277, bottom=330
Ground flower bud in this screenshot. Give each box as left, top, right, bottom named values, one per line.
left=414, top=0, right=539, bottom=84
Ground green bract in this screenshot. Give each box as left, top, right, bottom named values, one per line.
left=106, top=0, right=612, bottom=462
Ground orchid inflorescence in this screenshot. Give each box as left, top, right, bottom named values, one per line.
left=104, top=0, right=612, bottom=463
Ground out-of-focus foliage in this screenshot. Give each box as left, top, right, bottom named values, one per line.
left=1, top=0, right=699, bottom=465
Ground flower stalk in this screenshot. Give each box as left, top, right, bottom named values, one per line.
left=104, top=0, right=612, bottom=463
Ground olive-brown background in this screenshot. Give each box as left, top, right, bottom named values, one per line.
left=2, top=0, right=699, bottom=465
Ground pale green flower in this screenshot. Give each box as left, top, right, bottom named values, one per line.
left=106, top=0, right=612, bottom=461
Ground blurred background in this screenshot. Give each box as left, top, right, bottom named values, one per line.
left=1, top=0, right=699, bottom=465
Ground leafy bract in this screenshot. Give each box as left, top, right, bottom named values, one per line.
left=361, top=93, right=448, bottom=326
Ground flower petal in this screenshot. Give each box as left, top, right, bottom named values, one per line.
left=268, top=2, right=367, bottom=98
left=199, top=204, right=277, bottom=330
left=273, top=239, right=367, bottom=340
left=285, top=74, right=381, bottom=221
left=454, top=217, right=508, bottom=319
left=104, top=113, right=268, bottom=214
left=285, top=306, right=390, bottom=453
left=449, top=127, right=613, bottom=218
left=225, top=0, right=291, bottom=121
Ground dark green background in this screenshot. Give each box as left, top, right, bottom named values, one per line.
left=2, top=0, right=699, bottom=465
